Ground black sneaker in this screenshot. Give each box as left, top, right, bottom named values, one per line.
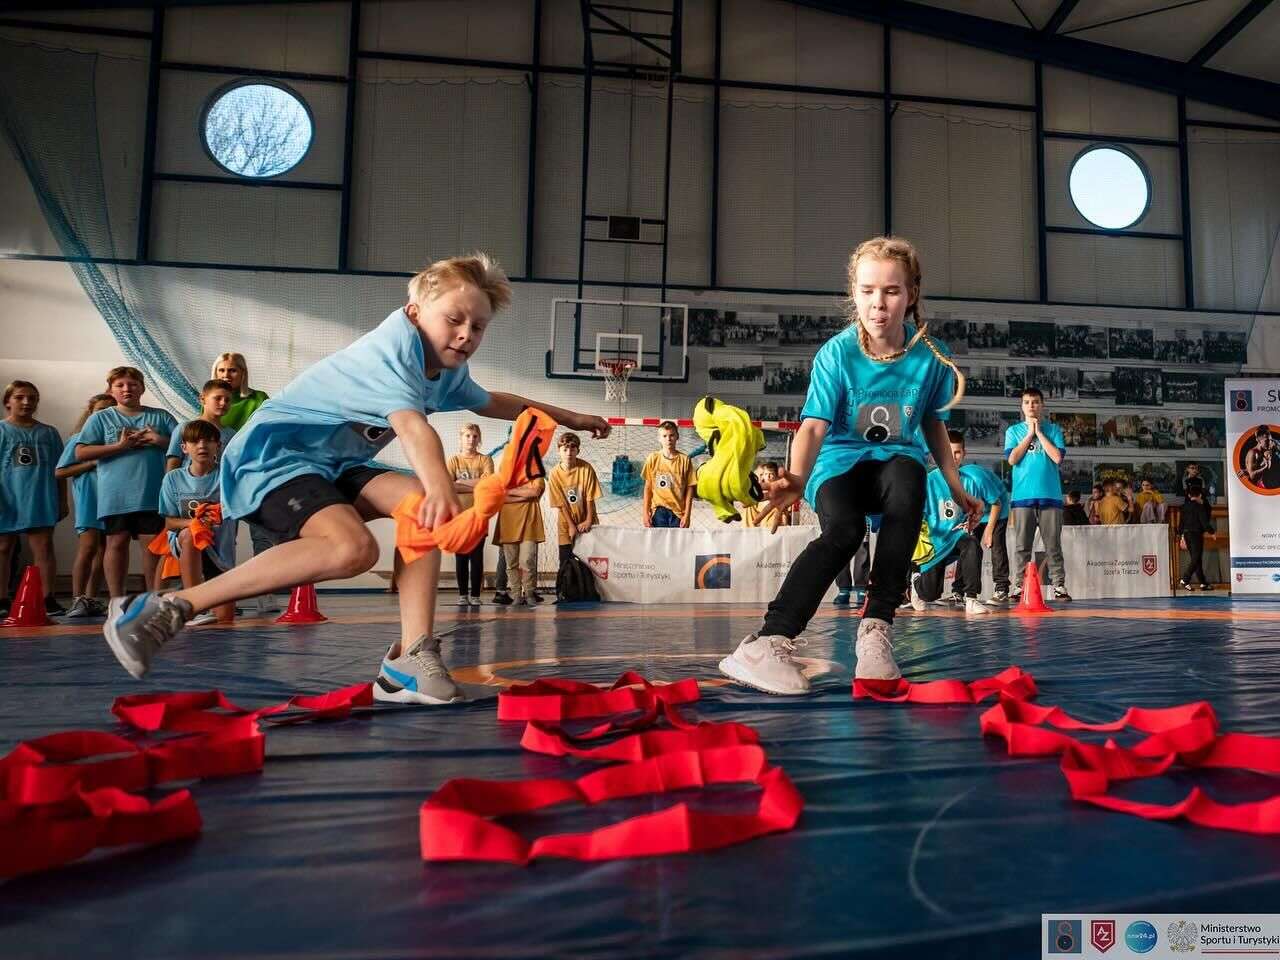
left=1179, top=580, right=1192, bottom=591
left=1199, top=583, right=1214, bottom=591
left=0, top=599, right=9, bottom=620
left=492, top=592, right=513, bottom=605
left=529, top=592, right=545, bottom=605
left=44, top=595, right=66, bottom=616
left=1008, top=590, right=1022, bottom=604
left=990, top=589, right=1009, bottom=603
left=1053, top=586, right=1072, bottom=602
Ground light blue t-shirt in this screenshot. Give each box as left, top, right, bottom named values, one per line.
left=0, top=420, right=63, bottom=534
left=166, top=421, right=236, bottom=465
left=920, top=467, right=968, bottom=573
left=220, top=308, right=492, bottom=519
left=800, top=325, right=957, bottom=507
left=960, top=462, right=1010, bottom=521
left=78, top=406, right=177, bottom=519
left=159, top=465, right=236, bottom=572
left=57, top=430, right=102, bottom=533
left=1003, top=421, right=1066, bottom=505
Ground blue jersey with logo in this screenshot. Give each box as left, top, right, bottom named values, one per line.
left=960, top=462, right=1009, bottom=521
left=220, top=308, right=492, bottom=519
left=0, top=420, right=62, bottom=533
left=167, top=421, right=236, bottom=465
left=919, top=468, right=968, bottom=573
left=800, top=324, right=957, bottom=507
left=57, top=430, right=103, bottom=533
left=78, top=406, right=177, bottom=518
left=1003, top=420, right=1065, bottom=505
left=159, top=466, right=237, bottom=571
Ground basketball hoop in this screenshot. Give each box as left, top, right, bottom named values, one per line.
left=597, top=359, right=637, bottom=403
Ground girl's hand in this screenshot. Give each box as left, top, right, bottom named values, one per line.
left=957, top=490, right=984, bottom=525
left=417, top=486, right=462, bottom=531
left=765, top=471, right=804, bottom=516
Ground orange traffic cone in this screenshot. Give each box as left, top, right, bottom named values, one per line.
left=275, top=584, right=327, bottom=624
left=1, top=565, right=53, bottom=627
left=1016, top=561, right=1051, bottom=614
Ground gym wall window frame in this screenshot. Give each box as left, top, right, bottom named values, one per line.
left=1067, top=143, right=1153, bottom=233
left=199, top=78, right=317, bottom=180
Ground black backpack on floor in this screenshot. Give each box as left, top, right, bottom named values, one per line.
left=557, top=556, right=601, bottom=603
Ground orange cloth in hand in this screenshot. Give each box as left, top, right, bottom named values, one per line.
left=394, top=407, right=559, bottom=563
left=190, top=503, right=222, bottom=552
left=146, top=529, right=182, bottom=581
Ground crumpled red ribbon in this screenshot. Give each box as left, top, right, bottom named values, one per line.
left=420, top=674, right=803, bottom=864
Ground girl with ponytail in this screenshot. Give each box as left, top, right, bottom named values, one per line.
left=719, top=236, right=981, bottom=696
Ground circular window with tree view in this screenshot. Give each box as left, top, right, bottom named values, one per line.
left=201, top=81, right=313, bottom=178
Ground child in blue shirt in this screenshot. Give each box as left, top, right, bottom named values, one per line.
left=911, top=463, right=992, bottom=615
left=719, top=237, right=981, bottom=695
left=55, top=393, right=116, bottom=619
left=102, top=253, right=610, bottom=705
left=157, top=420, right=236, bottom=625
left=949, top=430, right=1011, bottom=602
left=165, top=379, right=236, bottom=472
left=0, top=380, right=66, bottom=617
left=1004, top=387, right=1070, bottom=601
left=75, top=366, right=177, bottom=599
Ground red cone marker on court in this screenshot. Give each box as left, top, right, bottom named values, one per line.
left=1, top=566, right=53, bottom=627
left=276, top=584, right=327, bottom=624
left=1016, top=562, right=1051, bottom=615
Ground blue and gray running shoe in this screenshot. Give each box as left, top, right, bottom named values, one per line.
left=374, top=635, right=463, bottom=705
left=104, top=592, right=194, bottom=679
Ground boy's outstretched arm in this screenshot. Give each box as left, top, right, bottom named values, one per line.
left=388, top=409, right=462, bottom=530
left=476, top=391, right=611, bottom=439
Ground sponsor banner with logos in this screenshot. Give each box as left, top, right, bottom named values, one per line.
left=976, top=525, right=1169, bottom=600
left=575, top=526, right=839, bottom=604
left=1044, top=913, right=1280, bottom=958
left=1226, top=378, right=1280, bottom=594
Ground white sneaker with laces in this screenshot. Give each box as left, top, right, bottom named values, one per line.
left=909, top=578, right=927, bottom=612
left=455, top=595, right=470, bottom=607
left=964, top=597, right=991, bottom=616
left=718, top=633, right=810, bottom=695
left=188, top=611, right=218, bottom=626
left=855, top=617, right=901, bottom=680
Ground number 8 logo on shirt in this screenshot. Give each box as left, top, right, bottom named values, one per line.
left=855, top=404, right=901, bottom=444
left=13, top=445, right=35, bottom=467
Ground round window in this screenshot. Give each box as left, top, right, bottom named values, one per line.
left=202, top=82, right=313, bottom=178
left=1068, top=145, right=1150, bottom=230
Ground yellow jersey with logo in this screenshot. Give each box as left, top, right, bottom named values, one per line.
left=642, top=451, right=694, bottom=519
left=548, top=461, right=602, bottom=545
left=447, top=453, right=495, bottom=509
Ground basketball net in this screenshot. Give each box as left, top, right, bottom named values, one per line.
left=598, top=359, right=637, bottom=403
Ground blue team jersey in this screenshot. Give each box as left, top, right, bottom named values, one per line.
left=919, top=468, right=968, bottom=573
left=57, top=430, right=103, bottom=533
left=800, top=324, right=957, bottom=507
left=167, top=422, right=236, bottom=465
left=220, top=308, right=492, bottom=519
left=1003, top=420, right=1065, bottom=505
left=960, top=462, right=1009, bottom=521
left=78, top=406, right=177, bottom=519
left=0, top=420, right=63, bottom=533
left=159, top=466, right=236, bottom=571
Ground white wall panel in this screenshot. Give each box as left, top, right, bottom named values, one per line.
left=361, top=0, right=534, bottom=63
left=533, top=77, right=584, bottom=278
left=540, top=0, right=584, bottom=67
left=1043, top=66, right=1177, bottom=139
left=681, top=0, right=717, bottom=78
left=1048, top=234, right=1184, bottom=306
left=891, top=32, right=1033, bottom=105
left=164, top=3, right=350, bottom=76
left=722, top=0, right=882, bottom=91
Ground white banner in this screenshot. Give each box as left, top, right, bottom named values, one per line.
left=574, top=526, right=837, bottom=604
left=1225, top=377, right=1280, bottom=593
left=977, top=524, right=1169, bottom=600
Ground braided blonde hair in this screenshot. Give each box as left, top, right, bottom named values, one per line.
left=845, top=236, right=965, bottom=412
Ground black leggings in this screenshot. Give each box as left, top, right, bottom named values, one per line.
left=916, top=537, right=981, bottom=601
left=762, top=455, right=926, bottom=637
left=1182, top=530, right=1208, bottom=585
left=454, top=543, right=484, bottom=597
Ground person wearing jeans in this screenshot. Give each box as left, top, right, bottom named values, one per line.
left=1004, top=387, right=1070, bottom=601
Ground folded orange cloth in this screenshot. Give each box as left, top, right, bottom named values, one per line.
left=146, top=529, right=182, bottom=580
left=394, top=407, right=558, bottom=563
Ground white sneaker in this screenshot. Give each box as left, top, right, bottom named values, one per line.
left=455, top=595, right=470, bottom=607
left=964, top=597, right=991, bottom=616
left=718, top=633, right=810, bottom=695
left=855, top=618, right=901, bottom=680
left=909, top=577, right=927, bottom=612
left=469, top=596, right=482, bottom=608
left=189, top=611, right=218, bottom=626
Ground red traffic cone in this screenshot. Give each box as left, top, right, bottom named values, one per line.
left=275, top=584, right=327, bottom=624
left=1, top=565, right=53, bottom=627
left=1016, top=561, right=1051, bottom=614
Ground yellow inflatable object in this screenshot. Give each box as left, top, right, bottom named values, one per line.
left=911, top=518, right=935, bottom=568
left=691, top=396, right=767, bottom=522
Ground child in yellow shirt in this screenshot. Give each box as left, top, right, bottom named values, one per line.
left=447, top=423, right=495, bottom=608
left=548, top=433, right=601, bottom=567
left=641, top=420, right=695, bottom=527
left=493, top=448, right=545, bottom=606
left=743, top=461, right=789, bottom=528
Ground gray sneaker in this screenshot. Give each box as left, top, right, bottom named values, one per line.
left=374, top=635, right=463, bottom=705
left=718, top=633, right=810, bottom=695
left=103, top=592, right=194, bottom=679
left=64, top=596, right=94, bottom=619
left=855, top=617, right=901, bottom=680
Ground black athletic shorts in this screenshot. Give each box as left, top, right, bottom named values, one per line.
left=245, top=465, right=390, bottom=543
left=103, top=511, right=165, bottom=537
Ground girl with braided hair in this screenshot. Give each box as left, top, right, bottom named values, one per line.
left=719, top=236, right=981, bottom=695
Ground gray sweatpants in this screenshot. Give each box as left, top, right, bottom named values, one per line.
left=1011, top=505, right=1065, bottom=589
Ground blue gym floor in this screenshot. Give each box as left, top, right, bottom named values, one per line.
left=3, top=595, right=1280, bottom=959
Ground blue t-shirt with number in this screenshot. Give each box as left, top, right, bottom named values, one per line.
left=960, top=462, right=1009, bottom=521
left=1003, top=420, right=1065, bottom=505
left=220, top=308, right=492, bottom=520
left=159, top=466, right=236, bottom=571
left=800, top=324, right=957, bottom=508
left=167, top=421, right=236, bottom=465
left=57, top=430, right=102, bottom=533
left=77, top=406, right=177, bottom=519
left=920, top=467, right=968, bottom=573
left=0, top=421, right=63, bottom=533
